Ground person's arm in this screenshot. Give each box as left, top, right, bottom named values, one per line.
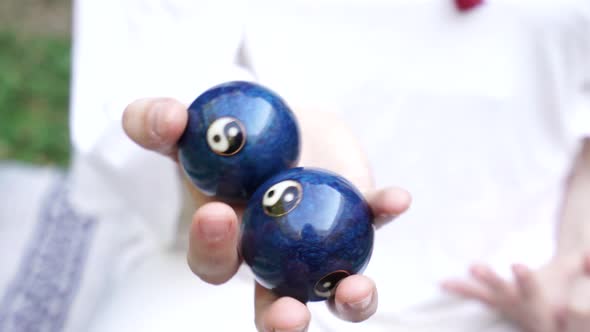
left=556, top=139, right=590, bottom=258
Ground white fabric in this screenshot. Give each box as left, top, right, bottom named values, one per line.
left=9, top=0, right=586, bottom=331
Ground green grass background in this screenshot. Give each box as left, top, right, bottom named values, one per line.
left=0, top=31, right=71, bottom=167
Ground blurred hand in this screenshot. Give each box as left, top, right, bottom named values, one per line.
left=442, top=253, right=590, bottom=332
left=123, top=97, right=412, bottom=332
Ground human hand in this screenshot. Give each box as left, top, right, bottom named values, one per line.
left=441, top=253, right=590, bottom=332
left=122, top=97, right=412, bottom=331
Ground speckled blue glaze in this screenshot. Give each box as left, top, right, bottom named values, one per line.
left=240, top=168, right=374, bottom=303
left=178, top=81, right=300, bottom=202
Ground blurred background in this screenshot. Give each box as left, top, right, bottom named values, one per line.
left=0, top=0, right=72, bottom=167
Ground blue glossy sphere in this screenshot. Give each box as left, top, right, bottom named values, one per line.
left=178, top=81, right=300, bottom=202
left=240, top=168, right=374, bottom=303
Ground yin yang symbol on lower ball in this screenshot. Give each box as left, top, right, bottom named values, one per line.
left=240, top=168, right=374, bottom=303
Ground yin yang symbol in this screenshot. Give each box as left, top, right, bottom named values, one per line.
left=313, top=270, right=351, bottom=298
left=206, top=117, right=246, bottom=156
left=262, top=180, right=303, bottom=217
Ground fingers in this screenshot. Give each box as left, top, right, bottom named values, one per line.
left=365, top=187, right=412, bottom=228
left=255, top=283, right=311, bottom=332
left=187, top=202, right=241, bottom=285
left=511, top=264, right=539, bottom=300
left=442, top=264, right=509, bottom=307
left=328, top=275, right=378, bottom=323
left=122, top=97, right=188, bottom=160
left=443, top=264, right=537, bottom=308
left=441, top=279, right=496, bottom=306
left=253, top=276, right=377, bottom=331
left=470, top=265, right=512, bottom=295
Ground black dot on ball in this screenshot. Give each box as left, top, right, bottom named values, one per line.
left=213, top=135, right=221, bottom=143
left=314, top=270, right=351, bottom=298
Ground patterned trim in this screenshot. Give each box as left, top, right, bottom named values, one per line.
left=0, top=178, right=97, bottom=332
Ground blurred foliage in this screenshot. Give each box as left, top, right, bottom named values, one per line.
left=0, top=31, right=71, bottom=166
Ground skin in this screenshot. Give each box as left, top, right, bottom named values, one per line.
left=442, top=139, right=590, bottom=332
left=122, top=97, right=412, bottom=332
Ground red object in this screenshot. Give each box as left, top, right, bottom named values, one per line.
left=455, top=0, right=484, bottom=12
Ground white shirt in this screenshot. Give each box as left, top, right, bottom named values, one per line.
left=8, top=0, right=586, bottom=331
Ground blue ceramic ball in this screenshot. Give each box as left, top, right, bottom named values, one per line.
left=178, top=81, right=300, bottom=202
left=240, top=167, right=374, bottom=303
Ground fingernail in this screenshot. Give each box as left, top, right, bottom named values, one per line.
left=198, top=218, right=230, bottom=242
left=346, top=292, right=373, bottom=311
left=149, top=102, right=167, bottom=138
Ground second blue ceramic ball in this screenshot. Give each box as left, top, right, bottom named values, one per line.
left=240, top=167, right=374, bottom=303
left=178, top=81, right=300, bottom=202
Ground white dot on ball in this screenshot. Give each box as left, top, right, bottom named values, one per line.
left=323, top=281, right=332, bottom=288
left=284, top=193, right=295, bottom=202
left=228, top=127, right=239, bottom=137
